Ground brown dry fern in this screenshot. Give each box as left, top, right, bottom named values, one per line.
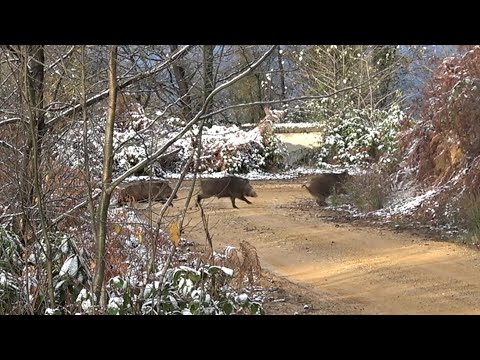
left=238, top=240, right=262, bottom=286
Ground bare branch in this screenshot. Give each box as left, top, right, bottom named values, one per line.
left=47, top=46, right=76, bottom=70
left=0, top=117, right=23, bottom=127
left=200, top=66, right=392, bottom=119
left=41, top=45, right=193, bottom=130
left=0, top=140, right=23, bottom=155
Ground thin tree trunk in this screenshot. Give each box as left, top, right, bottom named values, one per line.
left=93, top=46, right=118, bottom=305
left=277, top=46, right=286, bottom=104
left=170, top=45, right=191, bottom=120
left=80, top=46, right=98, bottom=244
left=203, top=45, right=214, bottom=124
left=22, top=45, right=55, bottom=309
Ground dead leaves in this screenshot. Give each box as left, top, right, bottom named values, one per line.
left=168, top=222, right=181, bottom=247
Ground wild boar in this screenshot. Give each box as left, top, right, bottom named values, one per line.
left=196, top=176, right=258, bottom=209
left=302, top=171, right=349, bottom=206
left=117, top=180, right=176, bottom=205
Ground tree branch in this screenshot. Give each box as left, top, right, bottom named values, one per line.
left=47, top=45, right=76, bottom=70
left=0, top=117, right=23, bottom=127
left=41, top=45, right=193, bottom=130
left=200, top=66, right=392, bottom=119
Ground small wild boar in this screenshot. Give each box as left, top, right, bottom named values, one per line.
left=197, top=176, right=258, bottom=209
left=302, top=171, right=350, bottom=206
left=117, top=180, right=176, bottom=205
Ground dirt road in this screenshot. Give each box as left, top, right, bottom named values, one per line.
left=164, top=178, right=480, bottom=314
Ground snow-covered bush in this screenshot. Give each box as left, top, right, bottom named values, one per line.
left=286, top=98, right=329, bottom=123
left=140, top=265, right=264, bottom=315
left=316, top=104, right=404, bottom=167
left=190, top=125, right=286, bottom=174
left=53, top=109, right=180, bottom=178
left=53, top=98, right=286, bottom=178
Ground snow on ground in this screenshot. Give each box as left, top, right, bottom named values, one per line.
left=373, top=188, right=440, bottom=218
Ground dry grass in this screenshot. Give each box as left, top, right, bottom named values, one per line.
left=343, top=170, right=393, bottom=212
left=215, top=240, right=262, bottom=288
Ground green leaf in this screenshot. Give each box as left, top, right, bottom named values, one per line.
left=249, top=302, right=265, bottom=315
left=207, top=266, right=222, bottom=275
left=222, top=301, right=233, bottom=315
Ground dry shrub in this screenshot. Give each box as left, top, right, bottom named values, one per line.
left=238, top=240, right=262, bottom=285
left=454, top=189, right=480, bottom=243
left=400, top=46, right=480, bottom=187
left=0, top=125, right=29, bottom=223
left=343, top=169, right=393, bottom=212
left=43, top=163, right=93, bottom=231
left=215, top=240, right=262, bottom=288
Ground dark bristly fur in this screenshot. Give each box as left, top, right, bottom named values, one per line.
left=302, top=171, right=350, bottom=206
left=117, top=180, right=176, bottom=206
left=197, top=176, right=258, bottom=209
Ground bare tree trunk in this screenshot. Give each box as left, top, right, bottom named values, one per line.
left=93, top=46, right=118, bottom=305
left=203, top=45, right=214, bottom=124
left=277, top=46, right=286, bottom=104
left=254, top=72, right=265, bottom=118
left=22, top=45, right=56, bottom=309
left=170, top=45, right=191, bottom=120
left=80, top=46, right=98, bottom=244
left=12, top=45, right=46, bottom=245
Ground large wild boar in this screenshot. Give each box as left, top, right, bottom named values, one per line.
left=196, top=176, right=258, bottom=209
left=117, top=180, right=176, bottom=205
left=302, top=171, right=350, bottom=206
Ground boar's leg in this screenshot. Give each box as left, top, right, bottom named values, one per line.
left=239, top=195, right=252, bottom=204
left=230, top=196, right=239, bottom=209
left=159, top=198, right=174, bottom=207
left=315, top=196, right=327, bottom=206
left=196, top=193, right=210, bottom=206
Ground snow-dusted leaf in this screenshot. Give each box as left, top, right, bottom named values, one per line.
left=144, top=281, right=160, bottom=299
left=107, top=296, right=124, bottom=314
left=168, top=295, right=178, bottom=309
left=181, top=309, right=192, bottom=315
left=220, top=267, right=234, bottom=276
left=55, top=279, right=66, bottom=290
left=235, top=293, right=249, bottom=305
left=60, top=237, right=70, bottom=254
left=76, top=289, right=90, bottom=302
left=45, top=308, right=62, bottom=315
left=0, top=270, right=18, bottom=291
left=59, top=254, right=79, bottom=278
left=249, top=302, right=264, bottom=315
left=110, top=276, right=127, bottom=290
left=81, top=298, right=92, bottom=312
